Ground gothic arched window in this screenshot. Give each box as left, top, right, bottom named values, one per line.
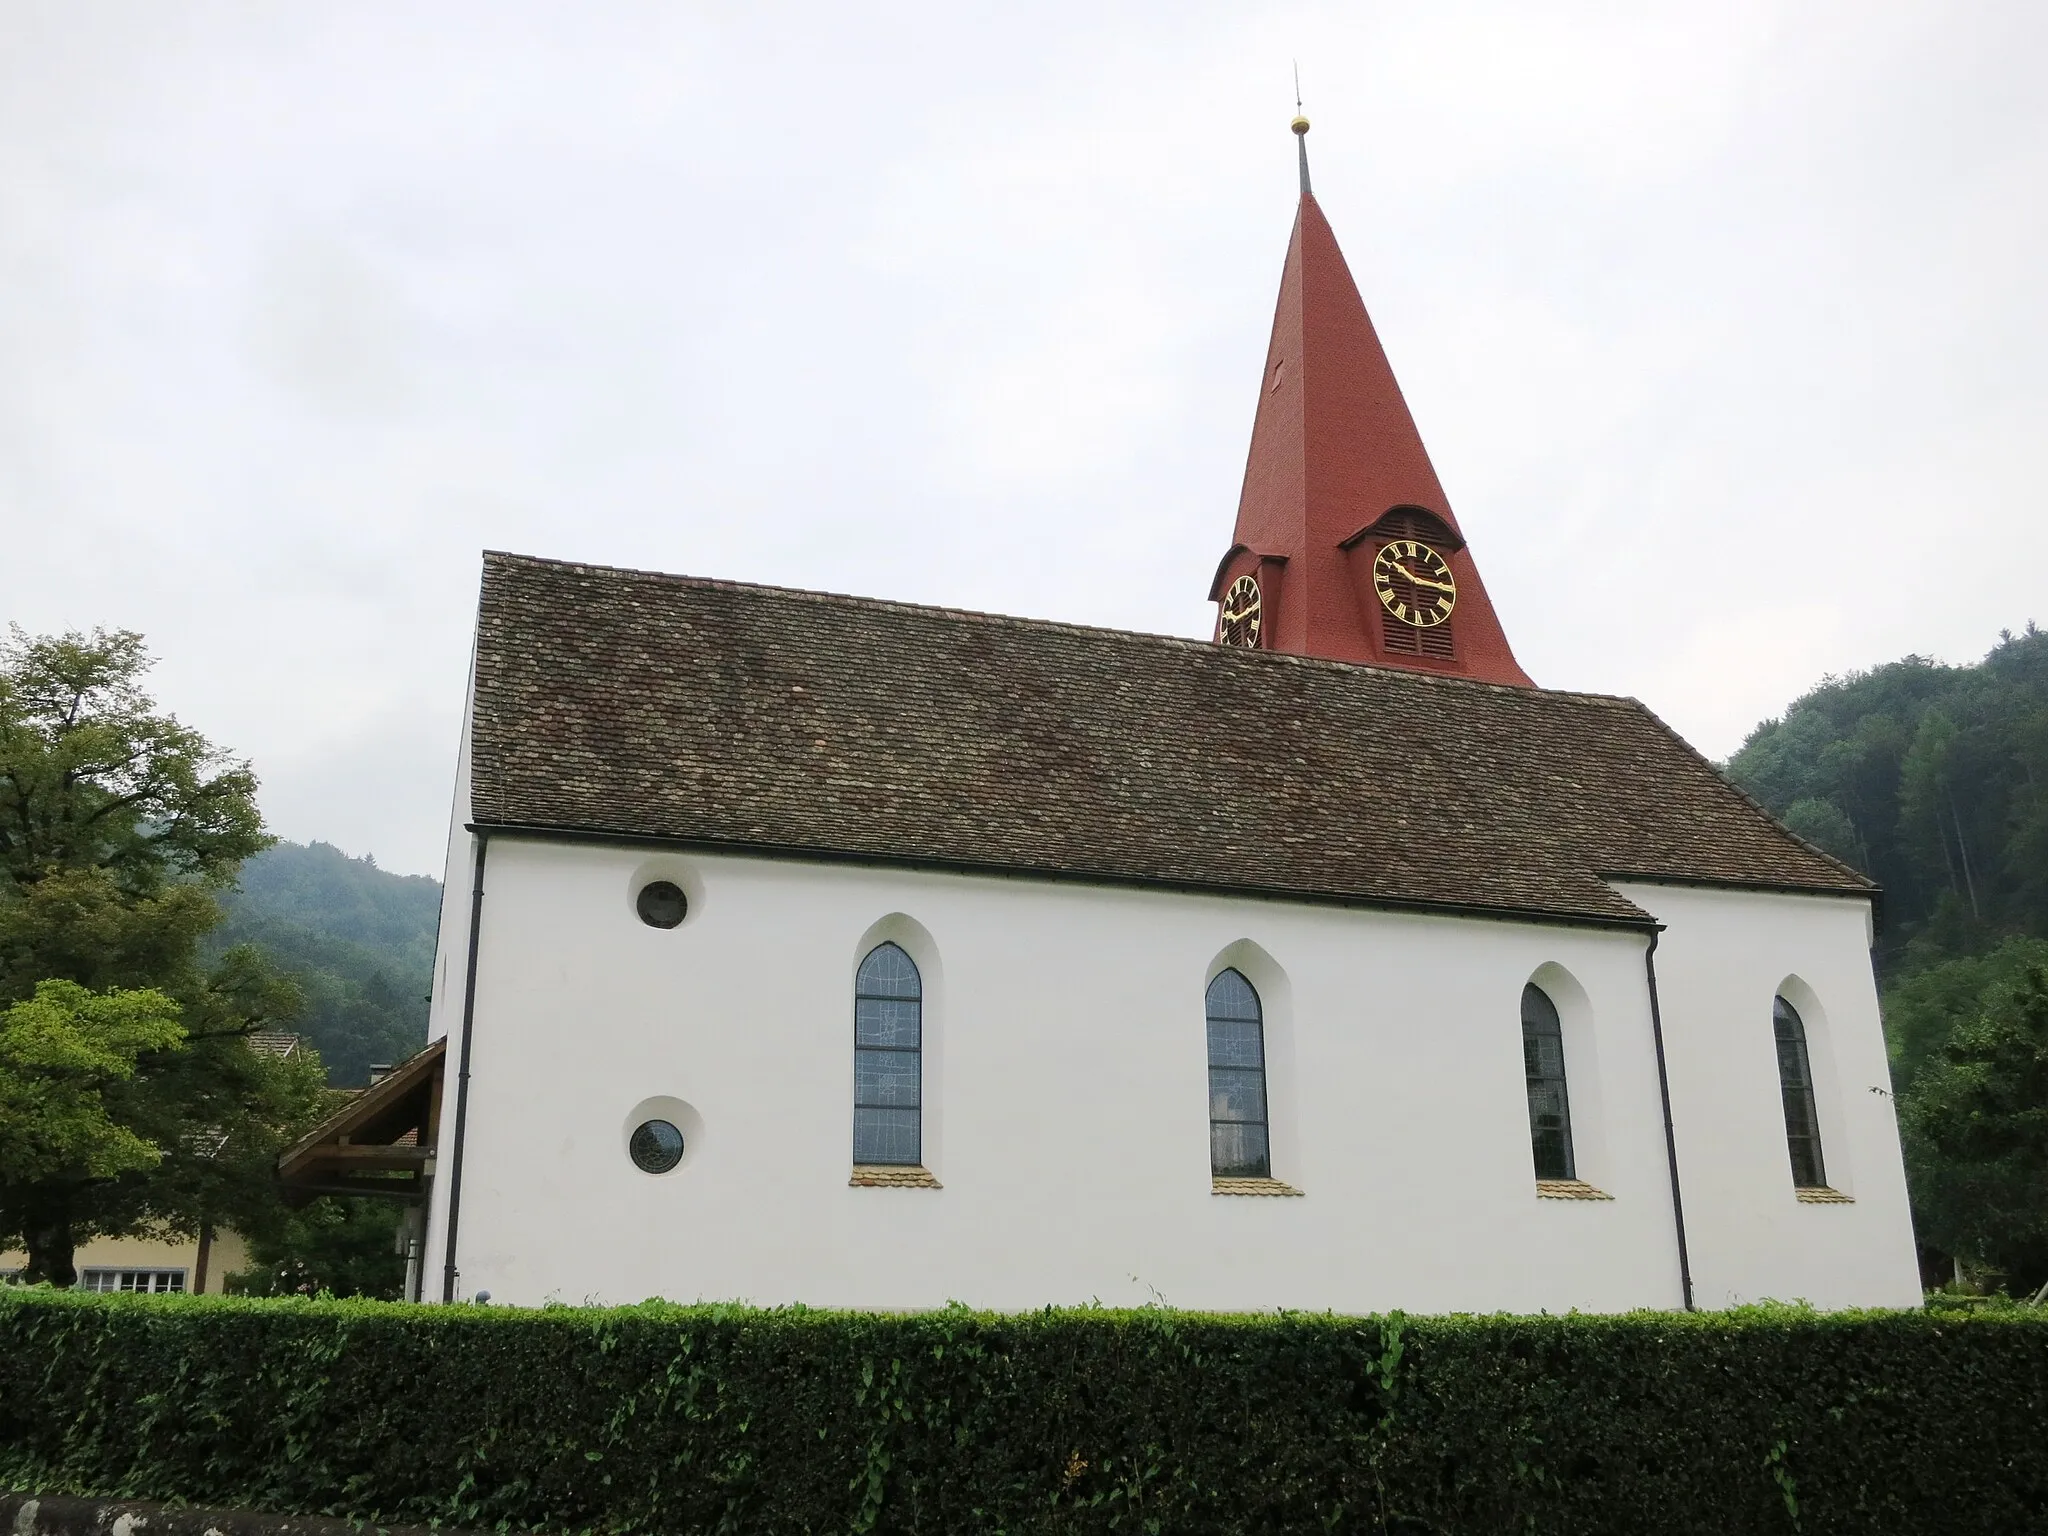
left=1522, top=983, right=1576, bottom=1181
left=1774, top=995, right=1826, bottom=1189
left=854, top=942, right=922, bottom=1166
left=1206, top=969, right=1270, bottom=1178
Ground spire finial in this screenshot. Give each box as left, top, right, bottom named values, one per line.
left=1290, top=64, right=1311, bottom=196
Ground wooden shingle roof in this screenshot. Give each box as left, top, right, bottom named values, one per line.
left=466, top=552, right=1872, bottom=929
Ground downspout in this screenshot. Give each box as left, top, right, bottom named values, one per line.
left=1644, top=928, right=1695, bottom=1312
left=440, top=833, right=489, bottom=1303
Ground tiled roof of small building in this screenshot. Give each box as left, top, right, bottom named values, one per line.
left=466, top=552, right=1872, bottom=929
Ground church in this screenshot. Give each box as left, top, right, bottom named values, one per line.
left=321, top=122, right=1920, bottom=1313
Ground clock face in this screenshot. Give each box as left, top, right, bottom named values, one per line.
left=1217, top=574, right=1262, bottom=648
left=1372, top=540, right=1457, bottom=628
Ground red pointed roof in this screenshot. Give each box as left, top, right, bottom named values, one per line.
left=1212, top=188, right=1533, bottom=686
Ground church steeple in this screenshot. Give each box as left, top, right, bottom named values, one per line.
left=1209, top=120, right=1533, bottom=687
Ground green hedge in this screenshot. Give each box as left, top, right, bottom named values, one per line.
left=3, top=1291, right=2046, bottom=1534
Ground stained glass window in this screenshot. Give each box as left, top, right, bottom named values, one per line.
left=1522, top=983, right=1576, bottom=1181
left=1206, top=969, right=1270, bottom=1178
left=629, top=1119, right=685, bottom=1174
left=1774, top=995, right=1827, bottom=1189
left=854, top=942, right=922, bottom=1166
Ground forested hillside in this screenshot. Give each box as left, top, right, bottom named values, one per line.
left=1728, top=623, right=2048, bottom=1288
left=212, top=841, right=440, bottom=1087
left=1729, top=623, right=2048, bottom=972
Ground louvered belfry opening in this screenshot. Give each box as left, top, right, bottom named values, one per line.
left=1371, top=508, right=1457, bottom=660
left=1382, top=604, right=1455, bottom=659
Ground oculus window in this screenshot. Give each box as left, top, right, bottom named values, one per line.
left=854, top=942, right=922, bottom=1166
left=1521, top=983, right=1576, bottom=1181
left=1774, top=995, right=1827, bottom=1189
left=636, top=881, right=688, bottom=929
left=629, top=1119, right=685, bottom=1174
left=1206, top=969, right=1270, bottom=1178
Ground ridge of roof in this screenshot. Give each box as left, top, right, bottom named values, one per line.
left=479, top=549, right=1641, bottom=714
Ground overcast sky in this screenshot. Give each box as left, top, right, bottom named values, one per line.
left=6, top=2, right=2044, bottom=878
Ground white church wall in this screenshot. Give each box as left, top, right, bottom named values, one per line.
left=419, top=672, right=477, bottom=1300
left=421, top=837, right=1792, bottom=1315
left=425, top=670, right=476, bottom=1051
left=1610, top=882, right=1921, bottom=1311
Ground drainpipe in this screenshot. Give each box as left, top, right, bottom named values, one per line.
left=1643, top=929, right=1695, bottom=1311
left=440, top=834, right=489, bottom=1303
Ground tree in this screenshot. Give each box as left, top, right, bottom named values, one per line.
left=1883, top=936, right=2048, bottom=1099
left=230, top=1196, right=407, bottom=1299
left=210, top=840, right=438, bottom=1086
left=0, top=981, right=185, bottom=1278
left=1780, top=796, right=1863, bottom=869
left=0, top=627, right=265, bottom=893
left=0, top=627, right=323, bottom=1284
left=1901, top=965, right=2048, bottom=1292
left=1727, top=625, right=2048, bottom=972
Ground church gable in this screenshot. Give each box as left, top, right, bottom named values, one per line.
left=467, top=552, right=1868, bottom=929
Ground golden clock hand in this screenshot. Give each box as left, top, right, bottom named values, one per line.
left=1391, top=564, right=1455, bottom=593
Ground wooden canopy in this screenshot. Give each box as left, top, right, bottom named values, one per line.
left=277, top=1037, right=444, bottom=1203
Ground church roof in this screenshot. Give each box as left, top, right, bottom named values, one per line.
left=467, top=552, right=1872, bottom=930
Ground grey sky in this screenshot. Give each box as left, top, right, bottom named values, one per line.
left=6, top=2, right=2044, bottom=877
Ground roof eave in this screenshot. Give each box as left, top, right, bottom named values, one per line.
left=467, top=819, right=1665, bottom=934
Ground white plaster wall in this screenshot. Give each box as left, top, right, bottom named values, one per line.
left=1612, top=882, right=1921, bottom=1311
left=420, top=667, right=475, bottom=1297
left=425, top=664, right=477, bottom=1051
left=424, top=838, right=1756, bottom=1314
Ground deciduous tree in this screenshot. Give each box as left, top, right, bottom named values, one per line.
left=1902, top=964, right=2048, bottom=1291
left=0, top=981, right=184, bottom=1283
left=0, top=627, right=323, bottom=1284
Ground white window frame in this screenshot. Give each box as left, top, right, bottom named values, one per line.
left=80, top=1268, right=187, bottom=1294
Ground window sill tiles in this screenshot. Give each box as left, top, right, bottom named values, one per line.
left=1212, top=1177, right=1303, bottom=1197
left=1795, top=1185, right=1854, bottom=1204
left=849, top=1165, right=941, bottom=1189
left=1536, top=1179, right=1614, bottom=1201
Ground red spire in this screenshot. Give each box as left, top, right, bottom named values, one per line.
left=1210, top=157, right=1533, bottom=686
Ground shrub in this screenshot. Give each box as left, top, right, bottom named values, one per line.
left=2, top=1290, right=2045, bottom=1534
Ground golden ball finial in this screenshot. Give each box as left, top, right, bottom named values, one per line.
left=1291, top=114, right=1310, bottom=135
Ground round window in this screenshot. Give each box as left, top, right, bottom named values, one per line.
left=629, top=1119, right=685, bottom=1174
left=636, top=880, right=688, bottom=929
